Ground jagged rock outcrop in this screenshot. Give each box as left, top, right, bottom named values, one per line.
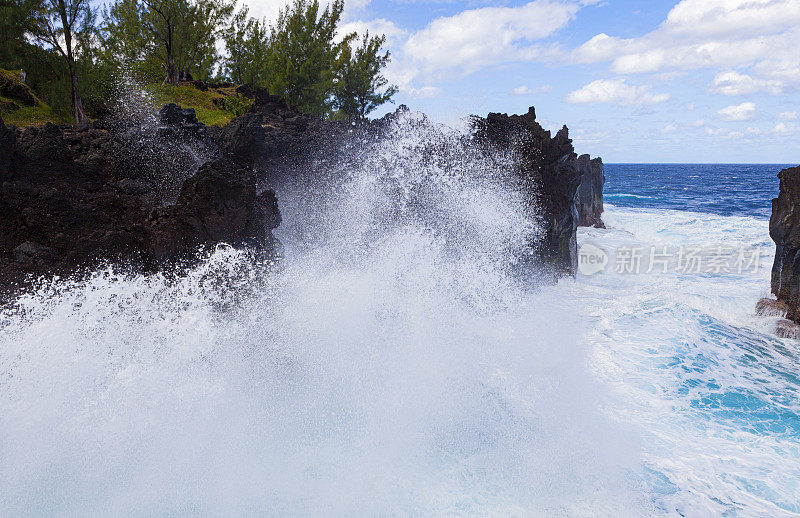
left=575, top=154, right=605, bottom=228
left=768, top=165, right=800, bottom=325
left=473, top=107, right=600, bottom=276
left=0, top=111, right=281, bottom=297
left=1, top=92, right=601, bottom=295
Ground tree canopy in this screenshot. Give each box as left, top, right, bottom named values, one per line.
left=1, top=0, right=397, bottom=123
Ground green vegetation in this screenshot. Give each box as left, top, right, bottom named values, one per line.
left=145, top=83, right=239, bottom=126
left=102, top=0, right=234, bottom=85
left=1, top=0, right=396, bottom=126
left=0, top=68, right=63, bottom=126
left=220, top=93, right=252, bottom=117
left=224, top=0, right=396, bottom=119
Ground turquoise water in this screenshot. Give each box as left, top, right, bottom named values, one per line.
left=577, top=195, right=800, bottom=515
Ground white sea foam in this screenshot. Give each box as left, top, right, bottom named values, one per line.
left=574, top=205, right=800, bottom=516
left=0, top=115, right=648, bottom=515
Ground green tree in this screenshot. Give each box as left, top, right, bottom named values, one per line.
left=263, top=0, right=351, bottom=116
left=26, top=0, right=95, bottom=125
left=333, top=31, right=396, bottom=120
left=0, top=0, right=36, bottom=64
left=103, top=0, right=233, bottom=85
left=222, top=6, right=268, bottom=86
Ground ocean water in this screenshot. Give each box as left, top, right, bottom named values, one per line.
left=604, top=163, right=795, bottom=219
left=0, top=116, right=797, bottom=516
left=578, top=163, right=800, bottom=516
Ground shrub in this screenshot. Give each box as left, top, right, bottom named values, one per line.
left=221, top=93, right=252, bottom=116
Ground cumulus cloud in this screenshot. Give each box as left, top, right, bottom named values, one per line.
left=404, top=0, right=579, bottom=75
left=710, top=70, right=783, bottom=95
left=510, top=85, right=552, bottom=95
left=780, top=111, right=798, bottom=120
left=241, top=0, right=287, bottom=22
left=773, top=122, right=796, bottom=134
left=244, top=0, right=370, bottom=25
left=339, top=18, right=407, bottom=44
left=717, top=102, right=757, bottom=121
left=404, top=85, right=443, bottom=99
left=565, top=78, right=669, bottom=106
left=572, top=0, right=800, bottom=91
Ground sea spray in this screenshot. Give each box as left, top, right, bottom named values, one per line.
left=0, top=112, right=648, bottom=515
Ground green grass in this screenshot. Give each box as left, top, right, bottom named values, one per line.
left=0, top=68, right=64, bottom=127
left=1, top=96, right=62, bottom=126
left=0, top=76, right=241, bottom=128
left=144, top=83, right=236, bottom=127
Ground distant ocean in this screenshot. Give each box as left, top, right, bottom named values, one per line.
left=604, top=163, right=796, bottom=219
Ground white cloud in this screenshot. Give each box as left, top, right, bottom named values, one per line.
left=510, top=85, right=552, bottom=95
left=773, top=122, right=796, bottom=135
left=404, top=0, right=579, bottom=75
left=339, top=18, right=407, bottom=44
left=780, top=111, right=798, bottom=120
left=244, top=0, right=370, bottom=25
left=710, top=70, right=783, bottom=95
left=717, top=102, right=757, bottom=121
left=572, top=0, right=800, bottom=91
left=565, top=78, right=670, bottom=106
left=404, top=86, right=443, bottom=99
left=661, top=123, right=678, bottom=134
left=242, top=0, right=287, bottom=23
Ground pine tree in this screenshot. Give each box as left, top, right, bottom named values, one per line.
left=222, top=6, right=268, bottom=86
left=263, top=0, right=351, bottom=116
left=333, top=32, right=396, bottom=120
left=103, top=0, right=233, bottom=84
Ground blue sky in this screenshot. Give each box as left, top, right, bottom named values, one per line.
left=245, top=0, right=800, bottom=162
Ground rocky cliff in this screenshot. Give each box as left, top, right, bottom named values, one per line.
left=575, top=154, right=605, bottom=228
left=473, top=107, right=603, bottom=275
left=1, top=91, right=602, bottom=294
left=766, top=165, right=800, bottom=327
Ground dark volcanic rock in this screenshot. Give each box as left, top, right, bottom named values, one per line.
left=769, top=165, right=800, bottom=324
left=0, top=71, right=36, bottom=106
left=1, top=95, right=601, bottom=296
left=158, top=103, right=207, bottom=140
left=0, top=116, right=14, bottom=178
left=756, top=297, right=790, bottom=317
left=575, top=155, right=605, bottom=228
left=473, top=107, right=600, bottom=276
left=151, top=158, right=280, bottom=260
left=0, top=109, right=281, bottom=298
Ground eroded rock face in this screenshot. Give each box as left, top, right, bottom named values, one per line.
left=0, top=112, right=281, bottom=297
left=472, top=107, right=601, bottom=276
left=575, top=155, right=605, bottom=228
left=769, top=165, right=800, bottom=323
left=1, top=96, right=602, bottom=295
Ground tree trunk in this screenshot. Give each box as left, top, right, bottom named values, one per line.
left=165, top=58, right=179, bottom=85
left=70, top=64, right=89, bottom=127
left=164, top=29, right=179, bottom=85
left=56, top=0, right=88, bottom=127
